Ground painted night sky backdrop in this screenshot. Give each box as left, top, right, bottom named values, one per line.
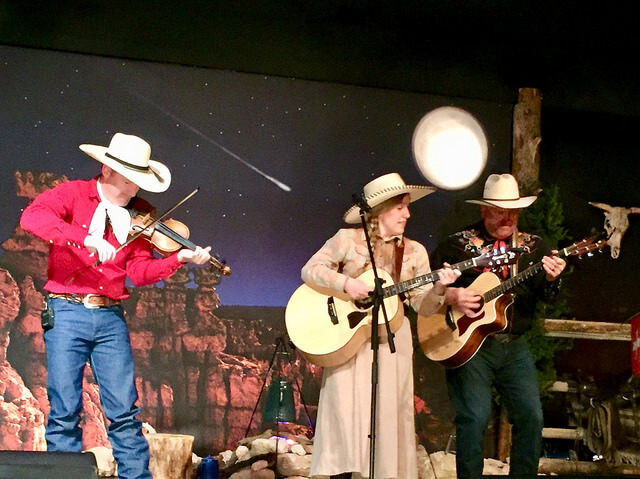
left=0, top=44, right=512, bottom=306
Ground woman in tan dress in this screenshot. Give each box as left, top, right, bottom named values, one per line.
left=301, top=173, right=459, bottom=479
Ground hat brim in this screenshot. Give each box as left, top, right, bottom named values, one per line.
left=465, top=196, right=537, bottom=209
left=343, top=186, right=435, bottom=224
left=79, top=144, right=171, bottom=193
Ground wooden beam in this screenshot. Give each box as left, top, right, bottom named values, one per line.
left=539, top=457, right=640, bottom=476
left=542, top=427, right=584, bottom=440
left=543, top=318, right=631, bottom=341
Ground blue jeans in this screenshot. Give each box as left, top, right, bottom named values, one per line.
left=44, top=297, right=151, bottom=479
left=446, top=336, right=543, bottom=479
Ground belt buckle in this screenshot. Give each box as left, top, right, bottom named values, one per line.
left=82, top=294, right=101, bottom=309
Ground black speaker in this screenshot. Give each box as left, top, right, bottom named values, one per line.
left=0, top=451, right=98, bottom=479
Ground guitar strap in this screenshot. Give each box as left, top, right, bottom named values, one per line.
left=394, top=238, right=406, bottom=302
left=510, top=227, right=519, bottom=278
left=505, top=228, right=519, bottom=332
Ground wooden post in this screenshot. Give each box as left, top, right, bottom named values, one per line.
left=496, top=87, right=544, bottom=462
left=512, top=87, right=542, bottom=195
left=496, top=409, right=511, bottom=463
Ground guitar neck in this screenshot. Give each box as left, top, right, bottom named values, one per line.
left=484, top=248, right=570, bottom=301
left=484, top=262, right=544, bottom=301
left=384, top=257, right=479, bottom=298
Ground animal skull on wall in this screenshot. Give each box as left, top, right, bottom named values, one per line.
left=589, top=202, right=640, bottom=258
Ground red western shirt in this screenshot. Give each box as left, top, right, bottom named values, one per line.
left=20, top=177, right=184, bottom=299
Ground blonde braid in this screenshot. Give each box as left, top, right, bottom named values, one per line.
left=364, top=193, right=407, bottom=258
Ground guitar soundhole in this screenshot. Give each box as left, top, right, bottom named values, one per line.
left=471, top=297, right=485, bottom=315
left=354, top=295, right=374, bottom=310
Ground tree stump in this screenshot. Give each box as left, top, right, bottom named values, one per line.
left=146, top=433, right=195, bottom=479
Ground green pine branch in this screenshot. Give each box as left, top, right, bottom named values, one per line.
left=520, top=184, right=573, bottom=394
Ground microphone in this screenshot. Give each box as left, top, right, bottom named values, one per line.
left=352, top=192, right=371, bottom=213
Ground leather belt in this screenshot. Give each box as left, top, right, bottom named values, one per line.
left=492, top=333, right=521, bottom=343
left=48, top=293, right=121, bottom=309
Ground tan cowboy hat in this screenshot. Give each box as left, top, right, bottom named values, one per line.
left=343, top=172, right=435, bottom=224
left=466, top=173, right=537, bottom=209
left=79, top=133, right=171, bottom=193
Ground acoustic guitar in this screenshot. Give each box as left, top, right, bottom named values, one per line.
left=417, top=236, right=606, bottom=368
left=285, top=249, right=520, bottom=367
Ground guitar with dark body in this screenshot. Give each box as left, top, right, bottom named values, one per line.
left=417, top=236, right=606, bottom=368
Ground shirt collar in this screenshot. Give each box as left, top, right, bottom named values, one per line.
left=379, top=233, right=404, bottom=245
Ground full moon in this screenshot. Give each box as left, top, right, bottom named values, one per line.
left=412, top=106, right=488, bottom=190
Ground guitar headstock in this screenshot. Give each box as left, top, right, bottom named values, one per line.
left=562, top=235, right=607, bottom=258
left=474, top=247, right=523, bottom=269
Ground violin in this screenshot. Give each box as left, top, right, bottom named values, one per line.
left=126, top=197, right=231, bottom=276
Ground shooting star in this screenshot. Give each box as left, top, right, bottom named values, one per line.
left=128, top=89, right=291, bottom=192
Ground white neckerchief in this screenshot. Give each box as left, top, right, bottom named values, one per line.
left=88, top=181, right=132, bottom=245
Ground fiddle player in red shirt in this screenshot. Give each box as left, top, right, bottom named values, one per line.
left=20, top=132, right=211, bottom=479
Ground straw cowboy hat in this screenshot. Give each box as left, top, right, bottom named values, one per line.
left=466, top=173, right=537, bottom=209
left=343, top=172, right=435, bottom=224
left=79, top=133, right=171, bottom=193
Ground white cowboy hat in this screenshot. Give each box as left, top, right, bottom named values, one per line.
left=343, top=172, right=435, bottom=224
left=79, top=133, right=171, bottom=193
left=466, top=173, right=537, bottom=209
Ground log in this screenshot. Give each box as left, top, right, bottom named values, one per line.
left=543, top=318, right=631, bottom=341
left=146, top=433, right=195, bottom=479
left=539, top=457, right=640, bottom=475
left=542, top=427, right=584, bottom=440
left=496, top=410, right=511, bottom=463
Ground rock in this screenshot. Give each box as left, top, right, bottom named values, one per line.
left=276, top=452, right=311, bottom=477
left=86, top=446, right=117, bottom=477
left=189, top=453, right=201, bottom=479
left=219, top=449, right=235, bottom=467
left=291, top=443, right=306, bottom=456
left=250, top=438, right=277, bottom=456
left=236, top=444, right=251, bottom=462
left=229, top=468, right=252, bottom=479
left=483, top=457, right=509, bottom=475
left=251, top=468, right=275, bottom=479
left=417, top=444, right=436, bottom=479
left=424, top=450, right=510, bottom=478
left=251, top=459, right=269, bottom=471
left=427, top=451, right=457, bottom=479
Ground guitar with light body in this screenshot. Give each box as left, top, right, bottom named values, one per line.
left=417, top=236, right=606, bottom=368
left=285, top=249, right=521, bottom=367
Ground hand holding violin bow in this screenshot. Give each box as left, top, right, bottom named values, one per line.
left=91, top=187, right=231, bottom=276
left=128, top=203, right=229, bottom=273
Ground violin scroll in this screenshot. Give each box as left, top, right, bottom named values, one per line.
left=210, top=255, right=232, bottom=276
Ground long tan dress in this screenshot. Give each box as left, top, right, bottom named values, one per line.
left=301, top=228, right=445, bottom=479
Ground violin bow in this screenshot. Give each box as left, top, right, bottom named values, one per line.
left=65, top=187, right=202, bottom=284
left=114, top=186, right=200, bottom=255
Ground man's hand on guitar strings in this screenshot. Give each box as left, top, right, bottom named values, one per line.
left=444, top=287, right=482, bottom=317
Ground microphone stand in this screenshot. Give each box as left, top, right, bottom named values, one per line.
left=351, top=192, right=396, bottom=479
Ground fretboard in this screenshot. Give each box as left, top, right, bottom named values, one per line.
left=383, top=257, right=479, bottom=298
left=483, top=245, right=575, bottom=301
left=483, top=262, right=544, bottom=302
